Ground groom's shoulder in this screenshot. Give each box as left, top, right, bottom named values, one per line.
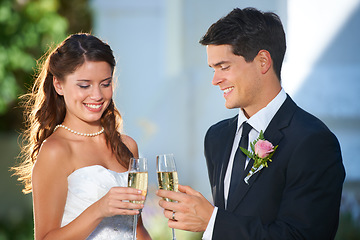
left=206, top=115, right=237, bottom=136
left=281, top=95, right=331, bottom=133
left=212, top=115, right=237, bottom=128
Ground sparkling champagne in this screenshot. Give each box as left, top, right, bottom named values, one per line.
left=128, top=172, right=148, bottom=204
left=157, top=171, right=178, bottom=202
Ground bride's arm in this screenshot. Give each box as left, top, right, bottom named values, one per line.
left=32, top=138, right=144, bottom=240
left=32, top=138, right=99, bottom=240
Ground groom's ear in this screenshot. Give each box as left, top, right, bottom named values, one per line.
left=53, top=76, right=64, bottom=95
left=257, top=50, right=272, bottom=74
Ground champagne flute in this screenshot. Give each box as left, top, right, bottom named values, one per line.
left=128, top=157, right=148, bottom=240
left=157, top=153, right=178, bottom=240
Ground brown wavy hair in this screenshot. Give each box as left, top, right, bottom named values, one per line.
left=13, top=33, right=133, bottom=194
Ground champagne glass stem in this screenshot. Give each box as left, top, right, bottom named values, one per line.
left=156, top=154, right=178, bottom=240
left=133, top=212, right=139, bottom=240
left=172, top=227, right=176, bottom=240
left=128, top=157, right=147, bottom=240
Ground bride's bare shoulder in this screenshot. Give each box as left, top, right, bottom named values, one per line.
left=33, top=134, right=74, bottom=177
left=121, top=134, right=138, bottom=157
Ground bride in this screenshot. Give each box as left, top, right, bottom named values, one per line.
left=13, top=33, right=151, bottom=240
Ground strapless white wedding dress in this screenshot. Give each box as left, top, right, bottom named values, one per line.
left=61, top=165, right=134, bottom=239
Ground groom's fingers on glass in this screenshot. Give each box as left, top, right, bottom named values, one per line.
left=163, top=209, right=181, bottom=222
left=155, top=189, right=166, bottom=197
left=158, top=198, right=167, bottom=208
left=178, top=184, right=198, bottom=196
left=158, top=199, right=176, bottom=211
left=159, top=199, right=183, bottom=215
left=178, top=185, right=205, bottom=200
left=155, top=190, right=168, bottom=199
left=156, top=189, right=181, bottom=201
left=178, top=184, right=188, bottom=193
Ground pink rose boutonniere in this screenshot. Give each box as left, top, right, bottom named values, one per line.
left=240, top=131, right=278, bottom=184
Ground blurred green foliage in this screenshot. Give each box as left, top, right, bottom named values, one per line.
left=0, top=0, right=92, bottom=132
left=0, top=209, right=33, bottom=240
left=0, top=0, right=67, bottom=116
left=335, top=212, right=360, bottom=240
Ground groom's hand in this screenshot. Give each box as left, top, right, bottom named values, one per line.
left=156, top=184, right=214, bottom=232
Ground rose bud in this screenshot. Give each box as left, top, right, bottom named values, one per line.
left=254, top=139, right=274, bottom=158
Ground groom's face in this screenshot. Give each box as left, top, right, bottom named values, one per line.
left=207, top=44, right=261, bottom=113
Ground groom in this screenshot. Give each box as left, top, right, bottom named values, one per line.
left=156, top=7, right=345, bottom=239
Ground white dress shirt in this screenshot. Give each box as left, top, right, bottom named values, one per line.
left=202, top=89, right=287, bottom=240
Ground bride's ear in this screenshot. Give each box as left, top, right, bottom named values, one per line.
left=53, top=76, right=64, bottom=95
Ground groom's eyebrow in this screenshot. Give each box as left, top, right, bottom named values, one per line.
left=209, top=61, right=229, bottom=68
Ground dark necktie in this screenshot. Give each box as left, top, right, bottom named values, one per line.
left=228, top=122, right=252, bottom=203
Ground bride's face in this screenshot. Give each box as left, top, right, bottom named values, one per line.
left=53, top=60, right=113, bottom=125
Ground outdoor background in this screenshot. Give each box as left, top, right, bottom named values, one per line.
left=1, top=0, right=359, bottom=239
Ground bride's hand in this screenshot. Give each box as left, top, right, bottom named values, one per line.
left=96, top=186, right=145, bottom=217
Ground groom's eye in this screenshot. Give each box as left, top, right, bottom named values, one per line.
left=221, top=65, right=230, bottom=71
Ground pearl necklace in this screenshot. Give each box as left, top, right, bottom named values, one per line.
left=53, top=124, right=104, bottom=137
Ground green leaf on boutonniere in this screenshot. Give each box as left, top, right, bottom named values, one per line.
left=240, top=147, right=255, bottom=159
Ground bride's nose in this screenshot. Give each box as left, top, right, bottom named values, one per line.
left=90, top=86, right=103, bottom=101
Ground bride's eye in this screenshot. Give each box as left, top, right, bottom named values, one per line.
left=101, top=80, right=112, bottom=88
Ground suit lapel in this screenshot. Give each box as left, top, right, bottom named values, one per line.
left=264, top=95, right=297, bottom=144
left=227, top=96, right=297, bottom=211
left=215, top=116, right=238, bottom=209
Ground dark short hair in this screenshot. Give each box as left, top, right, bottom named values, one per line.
left=199, top=7, right=286, bottom=80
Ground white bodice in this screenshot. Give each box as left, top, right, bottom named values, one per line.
left=61, top=165, right=134, bottom=239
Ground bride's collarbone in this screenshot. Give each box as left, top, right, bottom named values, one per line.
left=72, top=149, right=123, bottom=171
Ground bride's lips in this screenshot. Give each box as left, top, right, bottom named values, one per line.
left=84, top=103, right=103, bottom=112
left=222, top=87, right=234, bottom=98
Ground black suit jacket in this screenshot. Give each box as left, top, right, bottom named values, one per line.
left=204, top=96, right=345, bottom=240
